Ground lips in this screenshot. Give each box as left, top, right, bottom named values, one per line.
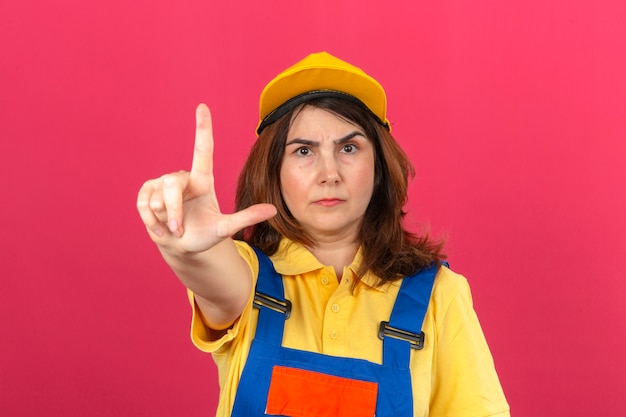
left=314, top=198, right=344, bottom=207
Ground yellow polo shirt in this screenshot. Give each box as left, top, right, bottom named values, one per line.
left=189, top=239, right=510, bottom=417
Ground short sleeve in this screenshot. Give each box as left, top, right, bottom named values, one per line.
left=187, top=241, right=259, bottom=353
left=429, top=268, right=510, bottom=417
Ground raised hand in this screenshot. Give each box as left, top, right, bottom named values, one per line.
left=136, top=104, right=277, bottom=255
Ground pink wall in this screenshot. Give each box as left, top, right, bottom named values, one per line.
left=1, top=0, right=625, bottom=415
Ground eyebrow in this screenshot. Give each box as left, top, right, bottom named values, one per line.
left=285, top=131, right=365, bottom=147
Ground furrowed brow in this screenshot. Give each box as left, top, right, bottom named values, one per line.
left=285, top=131, right=365, bottom=147
left=285, top=138, right=320, bottom=147
left=334, top=131, right=365, bottom=144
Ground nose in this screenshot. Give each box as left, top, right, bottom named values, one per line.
left=317, top=154, right=340, bottom=184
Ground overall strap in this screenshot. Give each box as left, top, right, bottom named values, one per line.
left=382, top=262, right=444, bottom=368
left=251, top=247, right=291, bottom=344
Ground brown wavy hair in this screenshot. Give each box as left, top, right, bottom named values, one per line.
left=234, top=97, right=445, bottom=286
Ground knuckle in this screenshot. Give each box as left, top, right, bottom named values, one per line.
left=139, top=179, right=154, bottom=189
left=149, top=198, right=164, bottom=211
left=162, top=171, right=188, bottom=186
left=162, top=175, right=177, bottom=186
left=136, top=198, right=150, bottom=211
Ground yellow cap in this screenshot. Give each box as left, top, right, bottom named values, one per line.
left=257, top=52, right=389, bottom=134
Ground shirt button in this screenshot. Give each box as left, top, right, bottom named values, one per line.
left=321, top=277, right=329, bottom=285
left=331, top=303, right=340, bottom=313
left=330, top=331, right=339, bottom=339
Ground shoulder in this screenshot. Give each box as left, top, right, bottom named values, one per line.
left=232, top=240, right=265, bottom=279
left=429, top=265, right=475, bottom=322
left=433, top=264, right=470, bottom=294
left=233, top=240, right=257, bottom=261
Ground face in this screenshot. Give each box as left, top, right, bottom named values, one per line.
left=280, top=106, right=375, bottom=243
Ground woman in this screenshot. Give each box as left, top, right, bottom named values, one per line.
left=137, top=52, right=510, bottom=417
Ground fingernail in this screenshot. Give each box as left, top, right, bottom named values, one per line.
left=168, top=219, right=180, bottom=236
left=153, top=227, right=164, bottom=237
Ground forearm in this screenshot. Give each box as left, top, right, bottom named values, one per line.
left=158, top=238, right=252, bottom=329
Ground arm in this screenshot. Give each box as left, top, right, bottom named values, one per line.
left=429, top=270, right=510, bottom=416
left=136, top=104, right=276, bottom=329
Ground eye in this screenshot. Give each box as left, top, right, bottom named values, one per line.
left=295, top=147, right=311, bottom=156
left=340, top=143, right=358, bottom=154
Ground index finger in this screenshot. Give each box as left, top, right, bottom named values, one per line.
left=190, top=103, right=214, bottom=181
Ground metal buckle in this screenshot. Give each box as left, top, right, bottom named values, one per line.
left=378, top=321, right=425, bottom=350
left=253, top=292, right=292, bottom=319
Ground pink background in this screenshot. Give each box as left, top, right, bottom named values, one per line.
left=1, top=0, right=625, bottom=415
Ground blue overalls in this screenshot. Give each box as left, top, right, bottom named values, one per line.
left=231, top=247, right=440, bottom=417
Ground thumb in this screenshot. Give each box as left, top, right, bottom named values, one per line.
left=215, top=204, right=278, bottom=238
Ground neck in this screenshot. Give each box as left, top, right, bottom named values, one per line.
left=308, top=238, right=359, bottom=281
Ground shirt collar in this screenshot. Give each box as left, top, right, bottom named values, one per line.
left=269, top=238, right=390, bottom=292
